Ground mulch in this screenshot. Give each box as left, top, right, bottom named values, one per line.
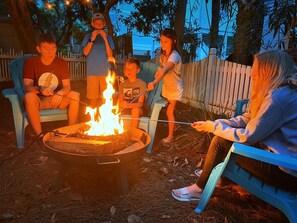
left=0, top=80, right=288, bottom=223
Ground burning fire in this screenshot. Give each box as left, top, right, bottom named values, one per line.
left=84, top=71, right=124, bottom=136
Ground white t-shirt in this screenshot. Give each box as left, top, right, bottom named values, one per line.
left=160, top=50, right=183, bottom=100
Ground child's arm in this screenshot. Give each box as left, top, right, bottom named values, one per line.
left=97, top=30, right=113, bottom=57
left=83, top=31, right=99, bottom=56
left=147, top=61, right=175, bottom=90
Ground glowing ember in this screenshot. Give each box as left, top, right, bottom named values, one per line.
left=84, top=71, right=124, bottom=136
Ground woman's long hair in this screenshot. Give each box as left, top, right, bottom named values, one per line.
left=250, top=50, right=297, bottom=118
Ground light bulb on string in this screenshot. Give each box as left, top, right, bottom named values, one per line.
left=64, top=0, right=72, bottom=6
left=45, top=2, right=54, bottom=10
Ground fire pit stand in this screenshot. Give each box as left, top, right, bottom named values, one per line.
left=43, top=123, right=150, bottom=195
left=53, top=157, right=130, bottom=194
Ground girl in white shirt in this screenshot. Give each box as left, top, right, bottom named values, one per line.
left=147, top=28, right=183, bottom=145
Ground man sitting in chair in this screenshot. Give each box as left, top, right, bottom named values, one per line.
left=118, top=58, right=147, bottom=128
left=23, top=33, right=80, bottom=136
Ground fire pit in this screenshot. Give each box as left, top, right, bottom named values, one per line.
left=43, top=123, right=150, bottom=194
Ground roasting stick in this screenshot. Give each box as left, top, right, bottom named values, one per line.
left=56, top=91, right=192, bottom=125
left=118, top=88, right=193, bottom=125
left=118, top=90, right=148, bottom=113
left=151, top=119, right=193, bottom=125
left=54, top=93, right=90, bottom=106
left=55, top=87, right=149, bottom=109
left=119, top=116, right=193, bottom=125
left=55, top=90, right=147, bottom=109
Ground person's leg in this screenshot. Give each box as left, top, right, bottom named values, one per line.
left=86, top=76, right=100, bottom=108
left=197, top=136, right=233, bottom=189
left=164, top=100, right=177, bottom=142
left=98, top=76, right=107, bottom=106
left=130, top=108, right=143, bottom=128
left=23, top=92, right=42, bottom=135
left=172, top=136, right=233, bottom=200
left=59, top=91, right=80, bottom=125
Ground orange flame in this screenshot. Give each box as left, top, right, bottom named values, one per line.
left=84, top=71, right=124, bottom=136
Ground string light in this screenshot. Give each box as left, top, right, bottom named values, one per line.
left=44, top=0, right=93, bottom=10
left=64, top=0, right=73, bottom=6
left=45, top=2, right=54, bottom=10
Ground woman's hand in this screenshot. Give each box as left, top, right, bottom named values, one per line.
left=192, top=121, right=214, bottom=133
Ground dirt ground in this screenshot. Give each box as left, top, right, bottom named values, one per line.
left=0, top=80, right=288, bottom=223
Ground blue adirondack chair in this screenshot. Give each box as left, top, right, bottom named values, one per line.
left=2, top=54, right=68, bottom=149
left=195, top=142, right=297, bottom=223
left=120, top=62, right=168, bottom=153
left=234, top=99, right=249, bottom=117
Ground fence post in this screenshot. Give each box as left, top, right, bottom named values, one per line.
left=204, top=48, right=217, bottom=110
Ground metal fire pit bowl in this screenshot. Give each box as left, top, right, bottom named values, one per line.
left=42, top=123, right=150, bottom=194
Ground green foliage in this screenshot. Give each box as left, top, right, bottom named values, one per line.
left=122, top=0, right=201, bottom=60
left=26, top=0, right=92, bottom=47
left=182, top=27, right=201, bottom=62
left=0, top=1, right=8, bottom=15
left=123, top=0, right=176, bottom=37
left=267, top=0, right=296, bottom=38
left=24, top=0, right=129, bottom=48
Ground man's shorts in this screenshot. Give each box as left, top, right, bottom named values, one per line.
left=87, top=75, right=107, bottom=100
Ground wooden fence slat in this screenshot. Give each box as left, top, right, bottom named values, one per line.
left=218, top=60, right=226, bottom=109
left=212, top=57, right=223, bottom=113
left=237, top=65, right=246, bottom=100
left=0, top=50, right=125, bottom=80
left=243, top=66, right=252, bottom=100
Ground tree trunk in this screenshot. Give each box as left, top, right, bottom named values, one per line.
left=174, top=0, right=187, bottom=59
left=233, top=1, right=260, bottom=65
left=5, top=0, right=37, bottom=53
left=104, top=0, right=119, bottom=38
left=209, top=0, right=220, bottom=53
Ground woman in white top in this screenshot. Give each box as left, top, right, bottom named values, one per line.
left=147, top=28, right=183, bottom=145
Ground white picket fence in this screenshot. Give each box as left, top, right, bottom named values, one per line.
left=181, top=48, right=251, bottom=114
left=0, top=48, right=251, bottom=114
left=0, top=49, right=23, bottom=80
left=0, top=49, right=126, bottom=81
